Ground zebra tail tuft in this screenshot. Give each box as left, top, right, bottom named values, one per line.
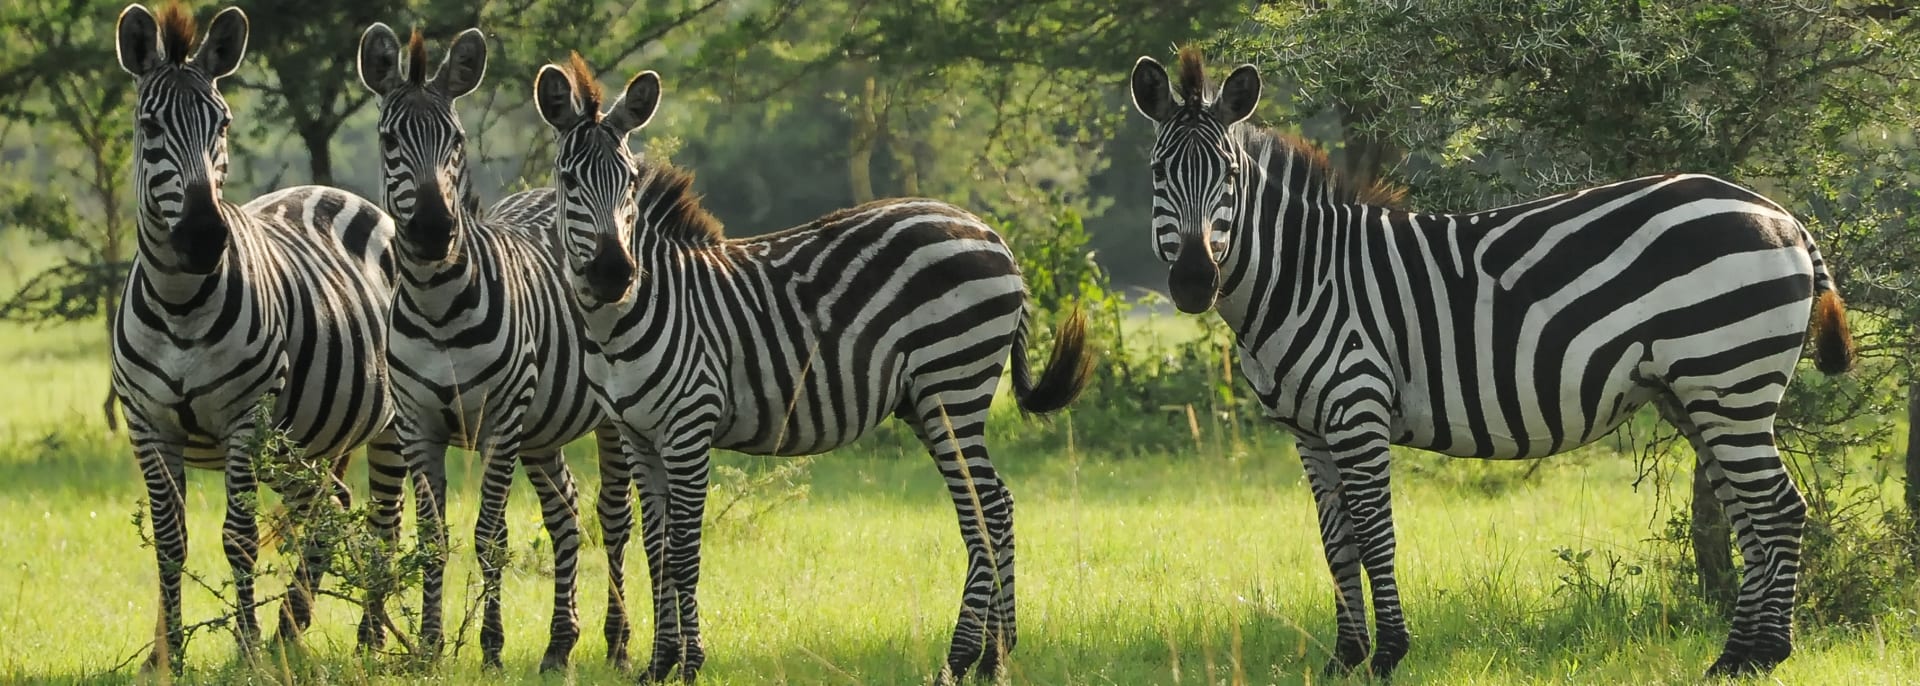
left=1814, top=289, right=1854, bottom=376
left=1012, top=303, right=1097, bottom=415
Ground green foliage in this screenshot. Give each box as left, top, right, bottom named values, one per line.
left=1241, top=0, right=1920, bottom=626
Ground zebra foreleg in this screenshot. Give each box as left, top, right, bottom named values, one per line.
left=1298, top=439, right=1372, bottom=675
left=597, top=425, right=638, bottom=669
left=474, top=441, right=522, bottom=669
left=635, top=442, right=677, bottom=682
left=357, top=428, right=407, bottom=652
left=645, top=442, right=712, bottom=684
left=524, top=448, right=585, bottom=672
left=135, top=434, right=189, bottom=674
left=408, top=440, right=452, bottom=663
left=221, top=428, right=263, bottom=656
left=1333, top=432, right=1409, bottom=677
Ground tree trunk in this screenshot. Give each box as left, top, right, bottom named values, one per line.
left=300, top=123, right=335, bottom=187
left=1691, top=460, right=1737, bottom=616
left=848, top=75, right=878, bottom=204
left=1907, top=379, right=1920, bottom=566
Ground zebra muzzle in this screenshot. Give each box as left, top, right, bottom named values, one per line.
left=583, top=236, right=637, bottom=304
left=1168, top=238, right=1220, bottom=314
left=171, top=185, right=229, bottom=274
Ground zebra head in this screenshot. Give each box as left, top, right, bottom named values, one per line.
left=115, top=3, right=247, bottom=275
left=358, top=24, right=486, bottom=264
left=533, top=54, right=661, bottom=308
left=1130, top=48, right=1261, bottom=314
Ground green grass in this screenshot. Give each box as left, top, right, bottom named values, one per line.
left=0, top=250, right=1915, bottom=683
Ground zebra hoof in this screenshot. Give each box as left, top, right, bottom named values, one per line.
left=538, top=649, right=570, bottom=674
left=1706, top=644, right=1790, bottom=679
left=142, top=648, right=183, bottom=676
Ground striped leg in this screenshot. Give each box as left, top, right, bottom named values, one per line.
left=358, top=427, right=407, bottom=651
left=407, top=439, right=452, bottom=661
left=907, top=390, right=1013, bottom=684
left=597, top=425, right=637, bottom=668
left=275, top=458, right=350, bottom=643
left=524, top=448, right=585, bottom=671
left=475, top=439, right=523, bottom=669
left=1297, top=438, right=1371, bottom=674
left=221, top=424, right=264, bottom=655
left=641, top=435, right=711, bottom=684
left=1660, top=393, right=1804, bottom=676
left=133, top=427, right=189, bottom=674
left=1330, top=430, right=1408, bottom=676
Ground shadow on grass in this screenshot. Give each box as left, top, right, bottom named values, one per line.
left=13, top=582, right=1756, bottom=686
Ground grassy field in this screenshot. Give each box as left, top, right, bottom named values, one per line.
left=0, top=249, right=1916, bottom=684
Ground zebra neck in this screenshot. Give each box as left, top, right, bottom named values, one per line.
left=132, top=201, right=246, bottom=318
left=396, top=240, right=486, bottom=323
left=1212, top=162, right=1365, bottom=346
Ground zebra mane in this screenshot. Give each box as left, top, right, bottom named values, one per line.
left=1254, top=128, right=1409, bottom=210
left=567, top=52, right=605, bottom=117
left=1176, top=46, right=1207, bottom=104
left=637, top=161, right=725, bottom=245
left=406, top=28, right=428, bottom=86
left=157, top=1, right=196, bottom=66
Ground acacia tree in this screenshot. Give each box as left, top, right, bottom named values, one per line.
left=0, top=0, right=141, bottom=429
left=1244, top=0, right=1920, bottom=612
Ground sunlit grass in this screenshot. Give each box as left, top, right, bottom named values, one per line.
left=0, top=263, right=1914, bottom=684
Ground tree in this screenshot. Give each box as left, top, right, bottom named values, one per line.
left=0, top=0, right=141, bottom=430
left=1245, top=0, right=1920, bottom=611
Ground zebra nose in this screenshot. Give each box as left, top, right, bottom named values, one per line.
left=171, top=183, right=228, bottom=273
left=584, top=242, right=636, bottom=304
left=402, top=191, right=456, bottom=260
left=1168, top=237, right=1219, bottom=314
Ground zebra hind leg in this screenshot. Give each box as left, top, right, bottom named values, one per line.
left=524, top=448, right=585, bottom=672
left=1296, top=439, right=1373, bottom=675
left=596, top=425, right=637, bottom=669
left=274, top=458, right=352, bottom=645
left=1660, top=393, right=1804, bottom=676
left=904, top=390, right=1010, bottom=684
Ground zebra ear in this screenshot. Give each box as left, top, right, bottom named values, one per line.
left=1212, top=64, right=1260, bottom=125
left=1130, top=56, right=1175, bottom=123
left=433, top=28, right=488, bottom=99
left=115, top=4, right=163, bottom=77
left=358, top=23, right=404, bottom=96
left=535, top=64, right=583, bottom=131
left=604, top=70, right=660, bottom=135
left=194, top=7, right=249, bottom=80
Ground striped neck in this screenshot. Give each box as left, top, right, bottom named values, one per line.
left=133, top=194, right=241, bottom=311
left=1212, top=132, right=1372, bottom=341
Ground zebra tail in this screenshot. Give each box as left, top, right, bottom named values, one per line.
left=1813, top=290, right=1854, bottom=375
left=1011, top=303, right=1097, bottom=415
left=1808, top=239, right=1854, bottom=375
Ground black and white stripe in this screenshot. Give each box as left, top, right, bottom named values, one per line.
left=111, top=4, right=402, bottom=672
left=1130, top=50, right=1853, bottom=678
left=357, top=24, right=626, bottom=671
left=532, top=57, right=1095, bottom=684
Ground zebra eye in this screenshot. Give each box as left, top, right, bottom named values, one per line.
left=378, top=132, right=399, bottom=150
left=138, top=118, right=163, bottom=138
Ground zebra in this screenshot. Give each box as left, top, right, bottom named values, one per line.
left=110, top=3, right=405, bottom=672
left=1128, top=48, right=1853, bottom=678
left=355, top=25, right=630, bottom=671
left=531, top=54, right=1096, bottom=684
